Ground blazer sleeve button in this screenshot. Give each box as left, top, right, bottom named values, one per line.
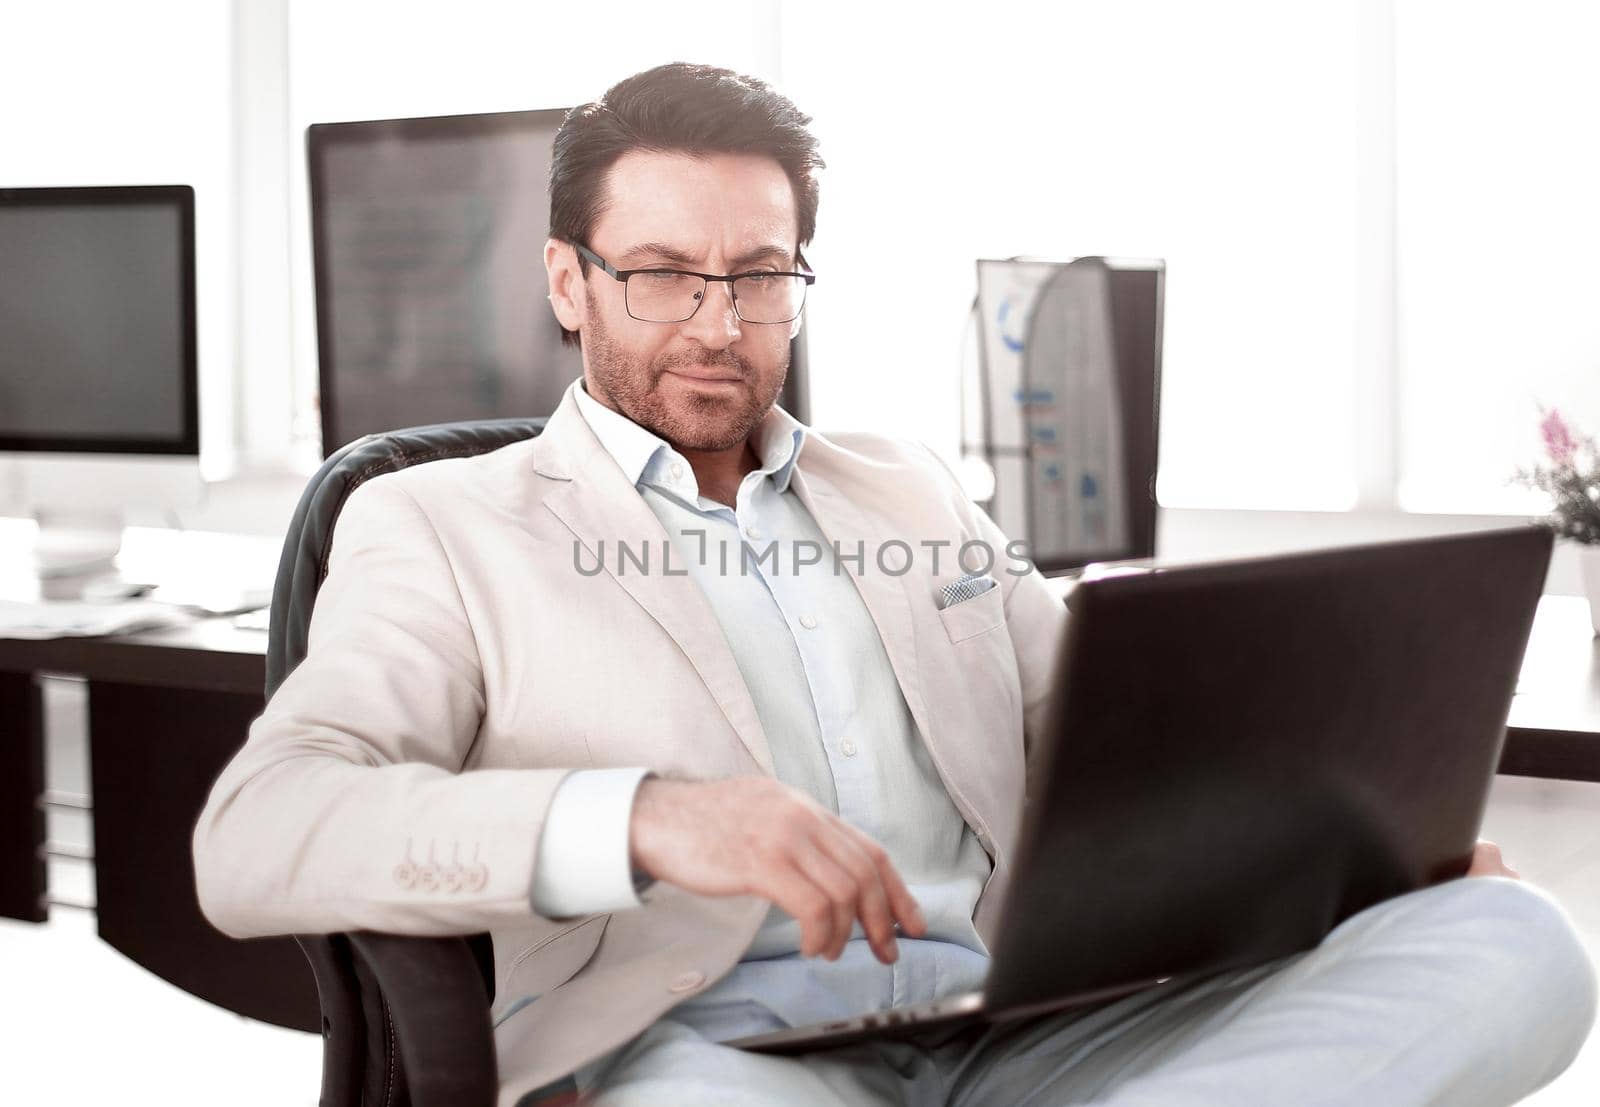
left=442, top=864, right=465, bottom=893
left=463, top=862, right=489, bottom=892
left=393, top=861, right=417, bottom=889
left=416, top=863, right=440, bottom=892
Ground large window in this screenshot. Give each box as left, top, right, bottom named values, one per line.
left=784, top=1, right=1598, bottom=514
left=782, top=2, right=1376, bottom=510
left=1394, top=1, right=1600, bottom=514
left=13, top=2, right=1594, bottom=519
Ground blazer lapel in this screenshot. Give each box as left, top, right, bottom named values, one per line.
left=531, top=390, right=775, bottom=776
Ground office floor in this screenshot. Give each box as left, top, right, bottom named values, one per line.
left=3, top=681, right=1597, bottom=1105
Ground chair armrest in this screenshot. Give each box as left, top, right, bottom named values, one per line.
left=351, top=932, right=497, bottom=1107
left=298, top=932, right=497, bottom=1107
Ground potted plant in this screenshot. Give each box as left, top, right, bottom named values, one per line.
left=1514, top=408, right=1600, bottom=636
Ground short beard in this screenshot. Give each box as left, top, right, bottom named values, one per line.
left=580, top=283, right=788, bottom=452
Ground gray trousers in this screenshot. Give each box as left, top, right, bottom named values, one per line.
left=575, top=877, right=1597, bottom=1106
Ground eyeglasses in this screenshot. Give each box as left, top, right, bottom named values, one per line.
left=574, top=242, right=815, bottom=325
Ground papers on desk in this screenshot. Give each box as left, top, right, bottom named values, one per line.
left=0, top=598, right=198, bottom=640
left=0, top=524, right=276, bottom=638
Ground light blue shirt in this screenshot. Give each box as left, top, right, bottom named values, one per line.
left=538, top=377, right=992, bottom=1039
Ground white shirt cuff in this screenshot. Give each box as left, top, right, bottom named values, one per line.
left=530, top=767, right=653, bottom=918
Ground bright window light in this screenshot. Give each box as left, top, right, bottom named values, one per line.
left=1395, top=1, right=1600, bottom=515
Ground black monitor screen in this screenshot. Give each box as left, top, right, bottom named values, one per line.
left=309, top=107, right=810, bottom=457
left=0, top=186, right=198, bottom=453
left=310, top=109, right=582, bottom=455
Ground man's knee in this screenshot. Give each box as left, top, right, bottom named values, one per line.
left=1308, top=876, right=1594, bottom=1097
left=1411, top=877, right=1596, bottom=1066
left=1478, top=879, right=1592, bottom=999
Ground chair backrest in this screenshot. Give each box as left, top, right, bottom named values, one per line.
left=267, top=417, right=547, bottom=698
left=266, top=417, right=546, bottom=1107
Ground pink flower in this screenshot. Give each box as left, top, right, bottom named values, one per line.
left=1541, top=408, right=1579, bottom=466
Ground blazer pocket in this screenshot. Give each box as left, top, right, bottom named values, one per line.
left=495, top=913, right=610, bottom=1022
left=938, top=581, right=1006, bottom=644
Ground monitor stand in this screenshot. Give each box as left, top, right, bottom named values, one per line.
left=32, top=508, right=130, bottom=600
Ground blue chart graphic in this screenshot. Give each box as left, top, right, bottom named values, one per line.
left=1023, top=262, right=1127, bottom=557
left=974, top=258, right=1129, bottom=565
left=997, top=296, right=1027, bottom=353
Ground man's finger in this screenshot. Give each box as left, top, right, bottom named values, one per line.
left=816, top=830, right=899, bottom=963
left=760, top=866, right=836, bottom=958
left=793, top=840, right=859, bottom=960
left=1465, top=840, right=1520, bottom=880
left=842, top=823, right=926, bottom=939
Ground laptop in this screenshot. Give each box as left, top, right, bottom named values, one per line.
left=732, top=526, right=1552, bottom=1055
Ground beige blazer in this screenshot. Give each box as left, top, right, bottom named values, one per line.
left=192, top=384, right=1069, bottom=1104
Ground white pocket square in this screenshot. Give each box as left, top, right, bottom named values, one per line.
left=939, top=572, right=997, bottom=609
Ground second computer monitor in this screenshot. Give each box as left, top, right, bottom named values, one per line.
left=0, top=184, right=203, bottom=578
left=309, top=108, right=811, bottom=456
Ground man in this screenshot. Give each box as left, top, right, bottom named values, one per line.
left=194, top=63, right=1595, bottom=1106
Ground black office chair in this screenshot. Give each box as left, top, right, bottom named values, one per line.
left=266, top=418, right=548, bottom=1107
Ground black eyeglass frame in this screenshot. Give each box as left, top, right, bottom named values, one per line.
left=572, top=242, right=816, bottom=325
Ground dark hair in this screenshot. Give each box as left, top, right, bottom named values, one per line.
left=548, top=62, right=825, bottom=348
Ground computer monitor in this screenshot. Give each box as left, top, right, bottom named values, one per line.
left=0, top=185, right=204, bottom=583
left=966, top=256, right=1165, bottom=575
left=308, top=107, right=810, bottom=456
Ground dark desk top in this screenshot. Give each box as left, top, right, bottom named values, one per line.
left=0, top=616, right=266, bottom=695
left=1501, top=595, right=1600, bottom=780
left=1, top=593, right=1596, bottom=763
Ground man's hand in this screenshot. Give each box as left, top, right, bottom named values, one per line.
left=1467, top=839, right=1520, bottom=879
left=629, top=776, right=927, bottom=964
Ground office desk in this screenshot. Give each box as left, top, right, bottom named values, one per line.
left=0, top=594, right=1596, bottom=1037
left=0, top=619, right=321, bottom=1032
left=1502, top=595, right=1600, bottom=781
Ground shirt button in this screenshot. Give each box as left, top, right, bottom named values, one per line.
left=669, top=970, right=706, bottom=994
left=744, top=525, right=762, bottom=540
left=670, top=462, right=685, bottom=480
left=799, top=614, right=818, bottom=629
left=840, top=737, right=858, bottom=757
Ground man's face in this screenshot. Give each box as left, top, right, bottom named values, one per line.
left=547, top=150, right=801, bottom=453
